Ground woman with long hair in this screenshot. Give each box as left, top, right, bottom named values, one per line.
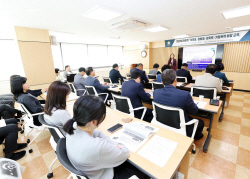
left=63, top=95, right=146, bottom=179
left=168, top=53, right=177, bottom=71
left=44, top=81, right=71, bottom=134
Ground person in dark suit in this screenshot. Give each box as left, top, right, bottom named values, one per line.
left=213, top=62, right=229, bottom=84
left=84, top=67, right=112, bottom=101
left=132, top=63, right=149, bottom=87
left=153, top=69, right=204, bottom=139
left=176, top=63, right=192, bottom=82
left=130, top=64, right=138, bottom=74
left=74, top=67, right=86, bottom=96
left=109, top=64, right=125, bottom=84
left=121, top=71, right=153, bottom=122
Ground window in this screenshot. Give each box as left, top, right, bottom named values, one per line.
left=0, top=40, right=25, bottom=81
left=61, top=43, right=88, bottom=70
left=51, top=44, right=63, bottom=70
left=88, top=45, right=109, bottom=67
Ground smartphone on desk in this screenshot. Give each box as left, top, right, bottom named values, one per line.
left=107, top=123, right=123, bottom=133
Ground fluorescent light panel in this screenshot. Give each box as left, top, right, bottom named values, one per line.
left=233, top=25, right=250, bottom=31
left=82, top=7, right=122, bottom=21
left=221, top=5, right=250, bottom=19
left=173, top=34, right=190, bottom=38
left=145, top=26, right=168, bottom=32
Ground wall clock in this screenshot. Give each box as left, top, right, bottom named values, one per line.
left=141, top=51, right=147, bottom=58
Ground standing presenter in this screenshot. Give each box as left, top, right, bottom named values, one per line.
left=168, top=53, right=177, bottom=71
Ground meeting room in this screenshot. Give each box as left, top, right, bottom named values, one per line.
left=1, top=1, right=250, bottom=179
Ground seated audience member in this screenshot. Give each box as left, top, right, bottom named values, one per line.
left=44, top=81, right=71, bottom=134
left=74, top=67, right=86, bottom=96
left=132, top=63, right=149, bottom=87
left=84, top=67, right=111, bottom=100
left=149, top=63, right=161, bottom=75
left=0, top=104, right=22, bottom=119
left=195, top=64, right=222, bottom=92
left=63, top=65, right=73, bottom=78
left=130, top=64, right=138, bottom=74
left=176, top=63, right=192, bottom=82
left=10, top=75, right=47, bottom=98
left=213, top=62, right=229, bottom=85
left=121, top=71, right=153, bottom=122
left=11, top=77, right=43, bottom=126
left=153, top=69, right=204, bottom=139
left=0, top=120, right=27, bottom=160
left=63, top=95, right=146, bottom=179
left=109, top=63, right=126, bottom=84
left=157, top=65, right=171, bottom=82
left=55, top=68, right=64, bottom=81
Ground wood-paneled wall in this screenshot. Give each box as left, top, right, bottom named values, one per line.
left=15, top=26, right=55, bottom=85
left=223, top=41, right=250, bottom=73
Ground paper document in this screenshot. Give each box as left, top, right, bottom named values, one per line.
left=177, top=83, right=182, bottom=86
left=0, top=120, right=6, bottom=128
left=147, top=91, right=153, bottom=96
left=111, top=121, right=159, bottom=152
left=67, top=93, right=79, bottom=101
left=137, top=135, right=178, bottom=167
left=194, top=100, right=207, bottom=108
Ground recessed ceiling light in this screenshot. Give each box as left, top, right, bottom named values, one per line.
left=233, top=25, right=250, bottom=31
left=221, top=5, right=250, bottom=19
left=173, top=34, right=190, bottom=38
left=144, top=26, right=168, bottom=32
left=82, top=7, right=123, bottom=21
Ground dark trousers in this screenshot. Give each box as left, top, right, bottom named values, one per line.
left=0, top=123, right=18, bottom=155
left=113, top=161, right=147, bottom=179
left=186, top=117, right=204, bottom=140
left=134, top=108, right=153, bottom=123
left=0, top=104, right=21, bottom=119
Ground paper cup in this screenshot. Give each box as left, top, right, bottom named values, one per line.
left=199, top=95, right=204, bottom=101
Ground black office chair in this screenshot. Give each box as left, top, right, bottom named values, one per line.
left=56, top=138, right=89, bottom=179
left=38, top=115, right=65, bottom=179
left=176, top=76, right=187, bottom=83
left=148, top=74, right=157, bottom=80
left=103, top=77, right=112, bottom=84
left=191, top=86, right=217, bottom=99
left=68, top=82, right=86, bottom=96
left=152, top=82, right=164, bottom=90
left=85, top=86, right=108, bottom=103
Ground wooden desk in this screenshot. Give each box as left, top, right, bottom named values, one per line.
left=65, top=101, right=193, bottom=179
left=107, top=85, right=122, bottom=94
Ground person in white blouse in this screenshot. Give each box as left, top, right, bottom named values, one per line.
left=55, top=68, right=64, bottom=81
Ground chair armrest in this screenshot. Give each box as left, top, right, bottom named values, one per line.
left=133, top=107, right=146, bottom=111
left=180, top=119, right=199, bottom=139
left=31, top=112, right=44, bottom=116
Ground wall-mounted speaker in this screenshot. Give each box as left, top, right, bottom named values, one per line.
left=50, top=35, right=57, bottom=45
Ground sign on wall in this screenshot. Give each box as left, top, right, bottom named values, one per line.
left=165, top=30, right=250, bottom=47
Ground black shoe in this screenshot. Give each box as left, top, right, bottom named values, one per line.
left=18, top=127, right=22, bottom=131
left=194, top=133, right=204, bottom=140
left=3, top=143, right=27, bottom=153
left=8, top=150, right=26, bottom=161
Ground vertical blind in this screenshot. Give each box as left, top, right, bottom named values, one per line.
left=51, top=43, right=123, bottom=70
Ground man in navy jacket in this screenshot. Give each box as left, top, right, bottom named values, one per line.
left=176, top=63, right=192, bottom=82
left=109, top=64, right=125, bottom=84
left=153, top=69, right=204, bottom=139
left=121, top=71, right=153, bottom=122
left=132, top=63, right=149, bottom=87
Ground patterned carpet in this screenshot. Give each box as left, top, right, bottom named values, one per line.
left=1, top=90, right=249, bottom=179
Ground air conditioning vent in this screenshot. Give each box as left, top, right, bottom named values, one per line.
left=110, top=19, right=148, bottom=32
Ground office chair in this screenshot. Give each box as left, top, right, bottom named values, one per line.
left=112, top=93, right=146, bottom=120
left=191, top=86, right=217, bottom=99
left=68, top=82, right=87, bottom=96
left=38, top=115, right=65, bottom=179
left=176, top=76, right=187, bottom=83
left=152, top=82, right=164, bottom=90
left=103, top=77, right=112, bottom=84
left=85, top=86, right=108, bottom=103
left=151, top=102, right=198, bottom=154
left=57, top=138, right=89, bottom=179
left=16, top=102, right=45, bottom=153
left=148, top=74, right=157, bottom=80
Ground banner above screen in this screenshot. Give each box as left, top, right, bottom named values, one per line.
left=165, top=30, right=250, bottom=47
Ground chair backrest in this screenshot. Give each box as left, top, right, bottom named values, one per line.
left=152, top=102, right=186, bottom=136
left=103, top=77, right=112, bottom=84
left=85, top=86, right=98, bottom=96
left=112, top=93, right=134, bottom=116
left=66, top=74, right=76, bottom=82
left=126, top=73, right=131, bottom=78
left=176, top=76, right=187, bottom=83
left=191, top=86, right=217, bottom=99
left=152, top=82, right=164, bottom=90
left=16, top=102, right=33, bottom=119
left=68, top=82, right=76, bottom=93
left=56, top=138, right=89, bottom=179
left=38, top=114, right=65, bottom=144
left=148, top=74, right=157, bottom=80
